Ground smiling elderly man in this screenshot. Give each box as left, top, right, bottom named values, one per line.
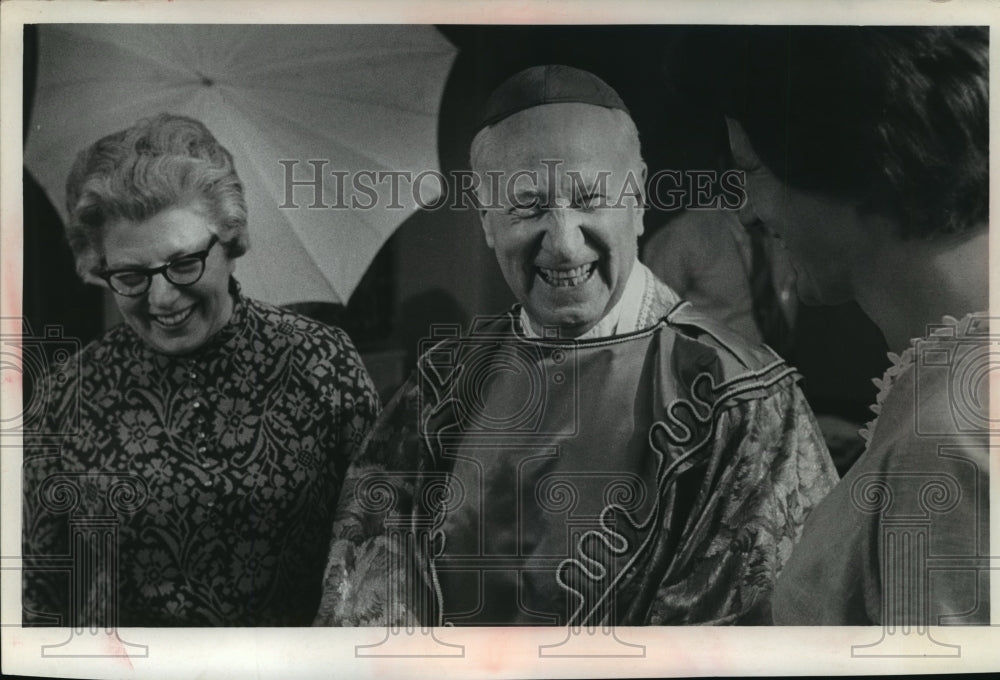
left=315, top=65, right=837, bottom=627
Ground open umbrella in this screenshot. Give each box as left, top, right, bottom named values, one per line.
left=24, top=24, right=457, bottom=305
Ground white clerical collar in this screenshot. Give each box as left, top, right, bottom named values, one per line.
left=519, top=260, right=651, bottom=339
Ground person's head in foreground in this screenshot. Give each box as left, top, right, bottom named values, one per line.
left=676, top=26, right=988, bottom=348
left=666, top=26, right=991, bottom=627
left=65, top=113, right=249, bottom=355
left=470, top=64, right=647, bottom=338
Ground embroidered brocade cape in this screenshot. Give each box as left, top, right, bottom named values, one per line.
left=315, top=276, right=837, bottom=626
left=22, top=283, right=380, bottom=626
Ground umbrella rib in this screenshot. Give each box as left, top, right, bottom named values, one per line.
left=223, top=89, right=417, bottom=175
left=41, top=26, right=198, bottom=83
left=181, top=93, right=346, bottom=301
left=40, top=79, right=203, bottom=101
left=235, top=82, right=441, bottom=117
left=237, top=42, right=456, bottom=79
left=222, top=123, right=346, bottom=300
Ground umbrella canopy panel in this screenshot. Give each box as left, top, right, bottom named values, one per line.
left=24, top=24, right=457, bottom=305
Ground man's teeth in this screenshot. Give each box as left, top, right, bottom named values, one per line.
left=537, top=263, right=596, bottom=287
left=153, top=307, right=194, bottom=327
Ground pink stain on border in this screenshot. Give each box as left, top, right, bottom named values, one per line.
left=2, top=210, right=25, bottom=427
left=2, top=212, right=24, bottom=319
left=397, top=1, right=590, bottom=25
left=104, top=634, right=136, bottom=670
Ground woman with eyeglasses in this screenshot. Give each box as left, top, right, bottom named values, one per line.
left=22, top=113, right=380, bottom=626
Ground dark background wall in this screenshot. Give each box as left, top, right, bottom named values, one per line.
left=22, top=24, right=889, bottom=425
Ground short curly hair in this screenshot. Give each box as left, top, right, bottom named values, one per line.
left=667, top=26, right=988, bottom=239
left=65, top=113, right=249, bottom=283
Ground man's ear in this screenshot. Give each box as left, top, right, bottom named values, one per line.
left=480, top=210, right=496, bottom=249
left=725, top=117, right=764, bottom=170
left=634, top=161, right=648, bottom=237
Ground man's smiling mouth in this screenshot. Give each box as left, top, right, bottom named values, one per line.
left=536, top=262, right=597, bottom=288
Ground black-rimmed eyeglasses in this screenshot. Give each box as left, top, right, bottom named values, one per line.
left=99, top=235, right=220, bottom=297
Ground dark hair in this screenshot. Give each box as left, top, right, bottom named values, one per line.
left=65, top=113, right=249, bottom=283
left=666, top=26, right=988, bottom=239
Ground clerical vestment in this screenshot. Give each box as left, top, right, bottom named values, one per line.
left=315, top=273, right=836, bottom=626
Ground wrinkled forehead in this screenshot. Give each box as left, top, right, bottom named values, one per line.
left=487, top=103, right=638, bottom=175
